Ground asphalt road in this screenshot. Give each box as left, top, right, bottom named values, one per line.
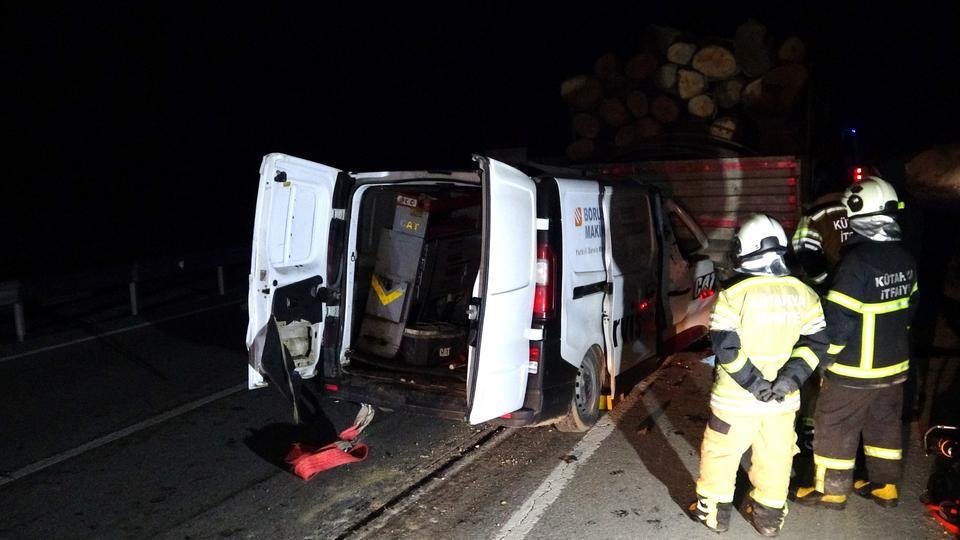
left=0, top=302, right=955, bottom=539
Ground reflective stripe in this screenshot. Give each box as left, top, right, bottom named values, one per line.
left=827, top=344, right=845, bottom=355
left=750, top=489, right=785, bottom=510
left=800, top=316, right=826, bottom=335
left=826, top=290, right=862, bottom=312
left=863, top=445, right=902, bottom=460
left=815, top=464, right=826, bottom=492
left=798, top=239, right=822, bottom=250
left=811, top=272, right=828, bottom=284
left=911, top=283, right=919, bottom=295
left=722, top=350, right=748, bottom=374
left=861, top=313, right=876, bottom=369
left=826, top=290, right=912, bottom=314
left=792, top=346, right=820, bottom=370
left=814, top=454, right=856, bottom=470
left=793, top=227, right=822, bottom=240
left=801, top=305, right=824, bottom=325
left=828, top=359, right=909, bottom=379
left=710, top=393, right=800, bottom=414
left=696, top=487, right=734, bottom=504
left=864, top=298, right=911, bottom=314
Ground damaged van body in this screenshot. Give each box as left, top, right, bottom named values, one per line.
left=246, top=153, right=716, bottom=431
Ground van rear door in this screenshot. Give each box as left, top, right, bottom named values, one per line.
left=246, top=153, right=346, bottom=392
left=467, top=157, right=537, bottom=424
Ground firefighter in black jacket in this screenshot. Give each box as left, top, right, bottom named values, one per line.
left=793, top=176, right=919, bottom=509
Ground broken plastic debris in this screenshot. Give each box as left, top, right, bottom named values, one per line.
left=701, top=355, right=716, bottom=366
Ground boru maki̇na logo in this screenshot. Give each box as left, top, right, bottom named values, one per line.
left=575, top=207, right=603, bottom=238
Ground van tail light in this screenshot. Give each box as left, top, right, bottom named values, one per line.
left=698, top=289, right=715, bottom=300
left=533, top=242, right=556, bottom=319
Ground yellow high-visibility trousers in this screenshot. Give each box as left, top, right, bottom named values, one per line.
left=696, top=408, right=799, bottom=509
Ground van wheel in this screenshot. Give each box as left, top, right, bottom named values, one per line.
left=555, top=350, right=603, bottom=433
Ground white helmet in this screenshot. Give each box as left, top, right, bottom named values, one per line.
left=731, top=214, right=788, bottom=264
left=842, top=176, right=900, bottom=218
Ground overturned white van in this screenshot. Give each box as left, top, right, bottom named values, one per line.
left=246, top=154, right=716, bottom=431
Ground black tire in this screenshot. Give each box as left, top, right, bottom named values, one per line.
left=555, top=349, right=603, bottom=432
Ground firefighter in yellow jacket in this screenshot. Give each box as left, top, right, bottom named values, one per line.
left=793, top=176, right=918, bottom=509
left=690, top=214, right=828, bottom=537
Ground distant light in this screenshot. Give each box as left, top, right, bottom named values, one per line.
left=848, top=128, right=857, bottom=134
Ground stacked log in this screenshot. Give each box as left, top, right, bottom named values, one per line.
left=561, top=20, right=811, bottom=161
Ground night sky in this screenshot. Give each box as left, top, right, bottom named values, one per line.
left=4, top=3, right=958, bottom=279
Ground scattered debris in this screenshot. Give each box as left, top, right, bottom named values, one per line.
left=612, top=509, right=629, bottom=518
left=559, top=454, right=578, bottom=463
left=610, top=469, right=625, bottom=476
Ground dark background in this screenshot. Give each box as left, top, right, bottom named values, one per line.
left=4, top=2, right=959, bottom=279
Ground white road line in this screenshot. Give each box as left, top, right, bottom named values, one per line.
left=0, top=300, right=243, bottom=363
left=0, top=383, right=246, bottom=488
left=495, top=358, right=674, bottom=540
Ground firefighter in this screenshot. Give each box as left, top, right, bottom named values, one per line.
left=791, top=195, right=851, bottom=289
left=790, top=194, right=850, bottom=452
left=690, top=214, right=828, bottom=536
left=793, top=176, right=918, bottom=510
left=790, top=169, right=874, bottom=448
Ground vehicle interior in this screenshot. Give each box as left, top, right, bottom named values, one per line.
left=343, top=184, right=483, bottom=393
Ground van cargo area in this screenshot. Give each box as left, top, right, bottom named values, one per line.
left=343, top=184, right=482, bottom=396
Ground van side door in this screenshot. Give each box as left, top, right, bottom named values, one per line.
left=467, top=157, right=537, bottom=424
left=604, top=186, right=660, bottom=377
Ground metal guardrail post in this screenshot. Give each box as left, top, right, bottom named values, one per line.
left=1, top=281, right=24, bottom=342
left=217, top=265, right=225, bottom=296
left=14, top=302, right=25, bottom=342
left=129, top=264, right=139, bottom=316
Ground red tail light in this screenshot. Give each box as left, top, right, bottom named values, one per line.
left=533, top=242, right=556, bottom=319
left=854, top=167, right=863, bottom=182
left=324, top=384, right=339, bottom=391
left=699, top=289, right=715, bottom=300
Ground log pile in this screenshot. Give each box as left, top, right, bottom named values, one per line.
left=905, top=142, right=960, bottom=200
left=561, top=20, right=810, bottom=161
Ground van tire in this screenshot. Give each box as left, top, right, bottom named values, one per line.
left=555, top=349, right=603, bottom=432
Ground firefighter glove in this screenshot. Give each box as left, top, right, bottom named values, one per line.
left=746, top=378, right=776, bottom=402
left=771, top=357, right=814, bottom=401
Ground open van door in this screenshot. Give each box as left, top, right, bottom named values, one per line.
left=467, top=157, right=537, bottom=424
left=246, top=153, right=345, bottom=392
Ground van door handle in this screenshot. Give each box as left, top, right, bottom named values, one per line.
left=466, top=298, right=480, bottom=320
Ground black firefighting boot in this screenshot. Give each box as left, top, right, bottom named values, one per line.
left=854, top=481, right=899, bottom=508
left=688, top=497, right=732, bottom=533
left=790, top=487, right=847, bottom=510
left=745, top=499, right=788, bottom=537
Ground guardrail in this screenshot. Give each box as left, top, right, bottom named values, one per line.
left=0, top=246, right=249, bottom=342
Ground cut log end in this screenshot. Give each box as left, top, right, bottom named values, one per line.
left=778, top=36, right=807, bottom=63
left=667, top=42, right=697, bottom=65
left=692, top=45, right=738, bottom=80
left=573, top=112, right=601, bottom=139
left=561, top=75, right=603, bottom=110
left=598, top=97, right=629, bottom=127
left=688, top=94, right=717, bottom=119
left=677, top=69, right=707, bottom=100
left=626, top=90, right=649, bottom=118
left=710, top=116, right=738, bottom=140
left=650, top=95, right=680, bottom=124
left=625, top=52, right=659, bottom=81
left=655, top=64, right=679, bottom=91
